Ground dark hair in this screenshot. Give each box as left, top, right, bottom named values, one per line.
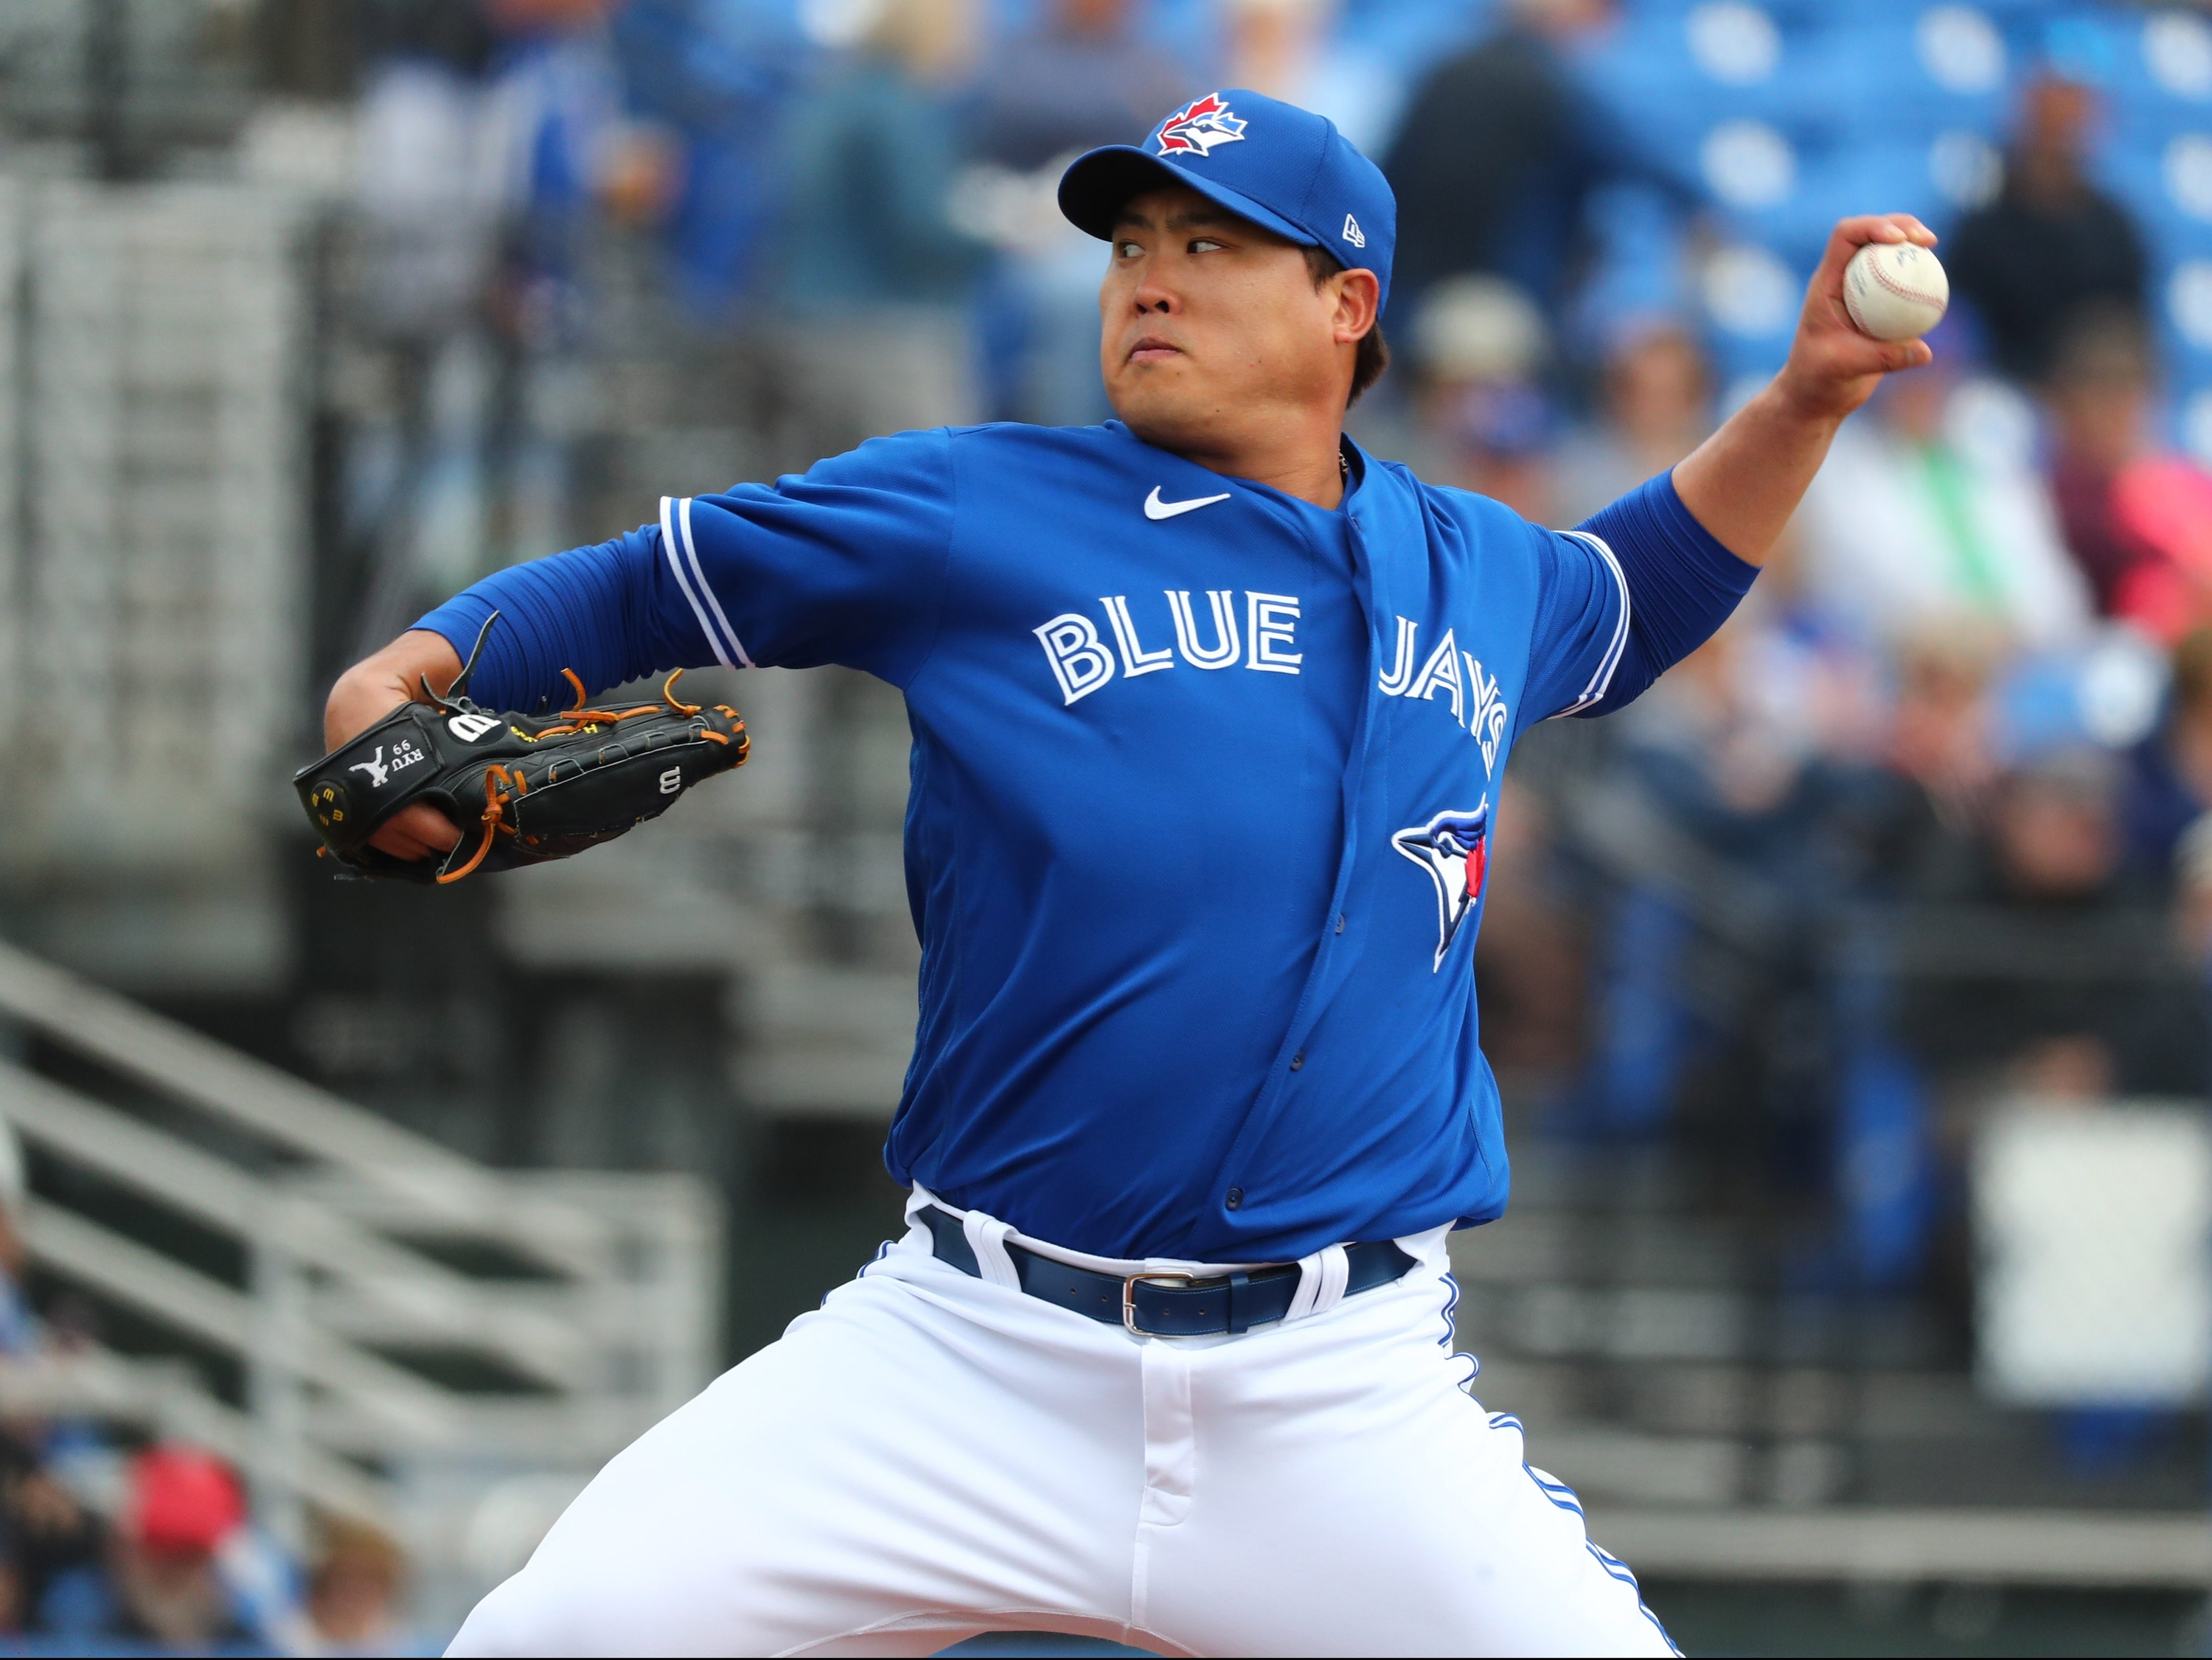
left=1303, top=244, right=1390, bottom=405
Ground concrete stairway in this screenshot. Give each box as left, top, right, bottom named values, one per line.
left=1450, top=1142, right=2212, bottom=1588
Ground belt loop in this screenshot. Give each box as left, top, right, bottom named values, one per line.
left=1226, top=1271, right=1251, bottom=1335
left=961, top=1210, right=1023, bottom=1293
left=1287, top=1245, right=1350, bottom=1321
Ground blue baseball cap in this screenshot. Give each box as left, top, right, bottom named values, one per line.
left=1057, top=89, right=1397, bottom=310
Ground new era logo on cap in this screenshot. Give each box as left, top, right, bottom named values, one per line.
left=1156, top=94, right=1247, bottom=158
left=1056, top=88, right=1398, bottom=310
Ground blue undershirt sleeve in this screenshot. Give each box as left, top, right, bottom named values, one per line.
left=413, top=428, right=958, bottom=711
left=1523, top=469, right=1759, bottom=725
left=413, top=527, right=687, bottom=714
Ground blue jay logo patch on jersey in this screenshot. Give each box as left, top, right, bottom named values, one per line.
left=1393, top=803, right=1490, bottom=971
left=1157, top=94, right=1248, bottom=157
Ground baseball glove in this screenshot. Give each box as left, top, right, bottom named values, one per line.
left=296, top=615, right=749, bottom=885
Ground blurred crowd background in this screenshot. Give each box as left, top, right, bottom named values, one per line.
left=7, top=0, right=2212, bottom=1650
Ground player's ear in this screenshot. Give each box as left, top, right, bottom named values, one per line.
left=1332, top=269, right=1381, bottom=345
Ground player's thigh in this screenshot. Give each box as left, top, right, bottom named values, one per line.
left=448, top=1260, right=1141, bottom=1658
left=1147, top=1297, right=1676, bottom=1658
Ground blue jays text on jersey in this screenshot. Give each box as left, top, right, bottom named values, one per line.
left=419, top=421, right=1753, bottom=1261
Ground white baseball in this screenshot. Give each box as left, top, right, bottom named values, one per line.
left=1842, top=241, right=1948, bottom=341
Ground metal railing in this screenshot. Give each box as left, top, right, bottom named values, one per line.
left=0, top=938, right=720, bottom=1585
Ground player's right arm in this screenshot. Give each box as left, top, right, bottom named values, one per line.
left=321, top=428, right=959, bottom=862
left=1672, top=213, right=1936, bottom=564
left=1509, top=215, right=1939, bottom=732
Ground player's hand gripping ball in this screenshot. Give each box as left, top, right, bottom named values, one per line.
left=296, top=615, right=749, bottom=885
left=1842, top=241, right=1948, bottom=341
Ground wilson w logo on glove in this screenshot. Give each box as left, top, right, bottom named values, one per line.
left=296, top=614, right=749, bottom=885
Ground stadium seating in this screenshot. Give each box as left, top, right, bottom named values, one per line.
left=1517, top=2, right=2212, bottom=442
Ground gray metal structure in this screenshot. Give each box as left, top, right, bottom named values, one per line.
left=0, top=939, right=722, bottom=1628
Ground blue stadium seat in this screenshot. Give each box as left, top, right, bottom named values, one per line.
left=1581, top=1, right=1845, bottom=150
left=2097, top=7, right=2212, bottom=153
left=1798, top=7, right=2017, bottom=144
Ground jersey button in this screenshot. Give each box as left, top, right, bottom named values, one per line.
left=1335, top=913, right=1346, bottom=934
left=1290, top=1052, right=1305, bottom=1070
left=1225, top=1188, right=1244, bottom=1210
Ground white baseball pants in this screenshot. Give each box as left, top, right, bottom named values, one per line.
left=449, top=1191, right=1677, bottom=1658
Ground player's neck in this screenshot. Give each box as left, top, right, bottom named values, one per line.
left=1165, top=417, right=1348, bottom=511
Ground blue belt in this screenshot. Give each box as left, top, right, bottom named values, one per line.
left=921, top=1206, right=1416, bottom=1336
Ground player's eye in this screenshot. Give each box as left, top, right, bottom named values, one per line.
left=1189, top=237, right=1225, bottom=254
left=1116, top=240, right=1144, bottom=259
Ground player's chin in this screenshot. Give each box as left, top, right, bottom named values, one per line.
left=1107, top=376, right=1208, bottom=445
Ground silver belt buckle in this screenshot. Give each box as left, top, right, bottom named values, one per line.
left=1123, top=1271, right=1198, bottom=1336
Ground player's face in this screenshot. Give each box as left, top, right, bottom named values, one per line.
left=1100, top=186, right=1366, bottom=457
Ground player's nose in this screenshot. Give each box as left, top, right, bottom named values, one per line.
left=1129, top=268, right=1180, bottom=315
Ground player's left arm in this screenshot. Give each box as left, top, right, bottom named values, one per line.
left=1672, top=213, right=1936, bottom=565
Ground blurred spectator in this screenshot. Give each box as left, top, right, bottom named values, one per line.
left=1873, top=630, right=2001, bottom=857
left=2172, top=811, right=2212, bottom=964
left=967, top=0, right=1186, bottom=174
left=1409, top=276, right=1557, bottom=520
left=1796, top=340, right=2090, bottom=660
left=1473, top=778, right=1587, bottom=1100
left=112, top=1445, right=313, bottom=1652
left=358, top=0, right=498, bottom=66
left=350, top=2, right=505, bottom=349
left=1221, top=0, right=1403, bottom=157
left=1901, top=739, right=2195, bottom=1106
left=1441, top=385, right=1559, bottom=526
left=1551, top=318, right=1711, bottom=526
left=1980, top=751, right=2127, bottom=926
left=1383, top=0, right=1658, bottom=329
left=488, top=0, right=676, bottom=301
left=781, top=0, right=987, bottom=442
left=612, top=0, right=810, bottom=315
left=1413, top=275, right=1551, bottom=403
left=111, top=1447, right=251, bottom=1648
left=783, top=0, right=981, bottom=313
left=0, top=1123, right=36, bottom=1361
left=347, top=0, right=681, bottom=646
left=485, top=0, right=679, bottom=565
left=2046, top=311, right=2212, bottom=642
left=309, top=1519, right=409, bottom=1654
left=964, top=0, right=1193, bottom=424
left=1615, top=602, right=1866, bottom=872
left=1576, top=601, right=1872, bottom=1133
left=4, top=1432, right=105, bottom=1638
left=2125, top=628, right=2212, bottom=876
left=1948, top=74, right=2148, bottom=386
left=344, top=1, right=516, bottom=651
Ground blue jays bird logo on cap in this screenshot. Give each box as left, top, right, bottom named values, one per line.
left=1156, top=94, right=1248, bottom=158
left=1393, top=803, right=1491, bottom=971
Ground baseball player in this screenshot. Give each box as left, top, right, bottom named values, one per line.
left=325, top=91, right=1933, bottom=1658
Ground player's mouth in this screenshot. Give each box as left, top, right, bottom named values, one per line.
left=1125, top=335, right=1185, bottom=365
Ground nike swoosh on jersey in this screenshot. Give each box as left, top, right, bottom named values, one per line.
left=1144, top=486, right=1232, bottom=520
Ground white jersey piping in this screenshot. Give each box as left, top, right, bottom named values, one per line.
left=1548, top=529, right=1631, bottom=717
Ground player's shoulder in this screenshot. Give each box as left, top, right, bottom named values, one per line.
left=725, top=422, right=1144, bottom=523
left=1367, top=453, right=1557, bottom=551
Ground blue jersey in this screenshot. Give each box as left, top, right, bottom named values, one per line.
left=421, top=420, right=1752, bottom=1260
